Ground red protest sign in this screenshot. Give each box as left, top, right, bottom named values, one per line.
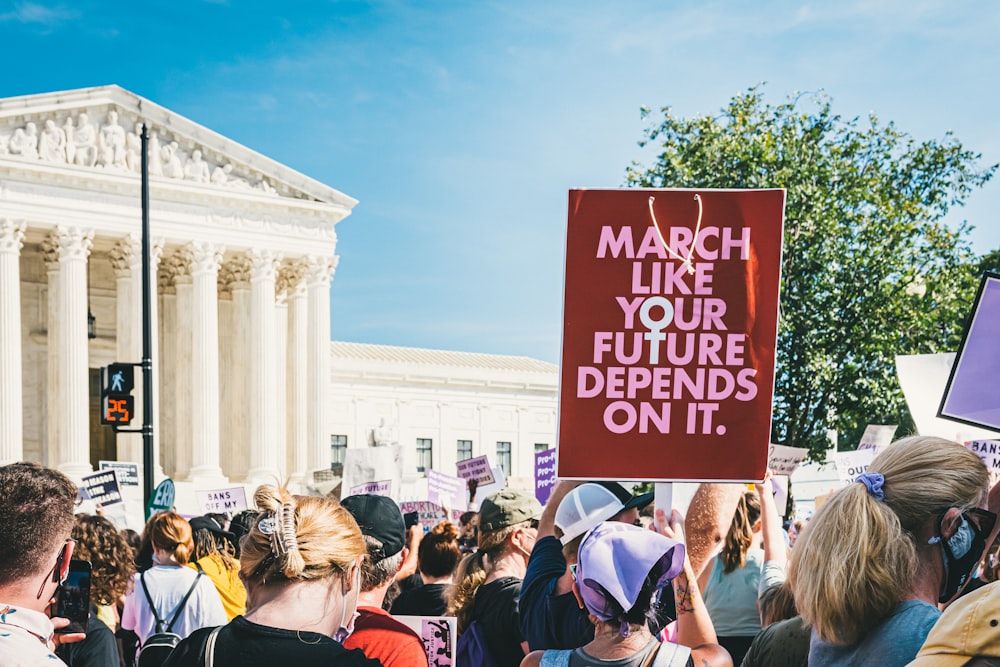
left=558, top=189, right=784, bottom=482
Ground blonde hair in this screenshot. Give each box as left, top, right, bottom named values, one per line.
left=446, top=522, right=521, bottom=633
left=148, top=512, right=194, bottom=565
left=240, top=485, right=365, bottom=585
left=788, top=436, right=987, bottom=645
left=722, top=490, right=761, bottom=573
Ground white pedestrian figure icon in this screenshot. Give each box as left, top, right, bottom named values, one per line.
left=111, top=370, right=125, bottom=392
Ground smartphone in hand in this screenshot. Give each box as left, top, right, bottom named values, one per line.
left=52, top=559, right=91, bottom=634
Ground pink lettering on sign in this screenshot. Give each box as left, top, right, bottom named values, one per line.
left=559, top=189, right=784, bottom=482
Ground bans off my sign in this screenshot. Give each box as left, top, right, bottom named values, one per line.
left=558, top=189, right=784, bottom=482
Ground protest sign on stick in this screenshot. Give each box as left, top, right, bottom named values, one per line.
left=966, top=440, right=1000, bottom=488
left=341, top=446, right=402, bottom=500
left=940, top=273, right=1000, bottom=433
left=395, top=616, right=456, bottom=667
left=767, top=444, right=809, bottom=477
left=456, top=455, right=495, bottom=486
left=195, top=487, right=248, bottom=514
left=857, top=425, right=898, bottom=452
left=427, top=469, right=467, bottom=510
left=81, top=470, right=124, bottom=507
left=534, top=448, right=557, bottom=505
left=558, top=188, right=785, bottom=481
left=833, top=449, right=876, bottom=487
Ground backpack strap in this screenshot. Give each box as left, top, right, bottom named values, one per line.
left=204, top=626, right=222, bottom=667
left=139, top=571, right=167, bottom=634
left=165, top=570, right=204, bottom=632
left=649, top=641, right=692, bottom=667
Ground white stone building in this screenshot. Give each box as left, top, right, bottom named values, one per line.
left=0, top=85, right=558, bottom=498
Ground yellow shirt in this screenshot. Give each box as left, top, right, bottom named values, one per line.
left=189, top=553, right=246, bottom=621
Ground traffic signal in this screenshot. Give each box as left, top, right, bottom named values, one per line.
left=101, top=363, right=135, bottom=426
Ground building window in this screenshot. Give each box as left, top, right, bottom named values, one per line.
left=331, top=434, right=348, bottom=467
left=497, top=441, right=512, bottom=477
left=417, top=438, right=433, bottom=472
left=534, top=443, right=549, bottom=453
left=457, top=439, right=473, bottom=461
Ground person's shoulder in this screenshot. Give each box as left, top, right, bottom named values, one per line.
left=163, top=626, right=214, bottom=666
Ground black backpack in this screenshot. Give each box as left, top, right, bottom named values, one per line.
left=135, top=566, right=204, bottom=667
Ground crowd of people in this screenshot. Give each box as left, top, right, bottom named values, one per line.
left=4, top=434, right=1000, bottom=666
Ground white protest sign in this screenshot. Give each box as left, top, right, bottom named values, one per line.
left=456, top=455, right=495, bottom=486
left=395, top=616, right=456, bottom=667
left=349, top=480, right=393, bottom=497
left=858, top=424, right=898, bottom=452
left=767, top=444, right=809, bottom=476
left=342, top=445, right=402, bottom=501
left=473, top=466, right=507, bottom=506
left=967, top=440, right=1000, bottom=488
left=896, top=354, right=999, bottom=442
left=195, top=487, right=248, bottom=514
left=833, top=449, right=876, bottom=486
left=81, top=470, right=124, bottom=506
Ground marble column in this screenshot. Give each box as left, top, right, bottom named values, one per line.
left=223, top=257, right=251, bottom=481
left=111, top=236, right=164, bottom=470
left=109, top=235, right=142, bottom=464
left=53, top=226, right=95, bottom=478
left=42, top=237, right=60, bottom=466
left=246, top=249, right=281, bottom=484
left=158, top=261, right=179, bottom=477
left=187, top=242, right=225, bottom=484
left=172, top=254, right=194, bottom=480
left=0, top=220, right=26, bottom=464
left=284, top=262, right=308, bottom=484
left=274, top=270, right=290, bottom=480
left=306, top=255, right=336, bottom=476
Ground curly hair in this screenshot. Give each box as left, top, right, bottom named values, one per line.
left=71, top=515, right=136, bottom=606
left=419, top=521, right=461, bottom=578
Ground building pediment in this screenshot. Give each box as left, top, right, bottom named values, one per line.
left=0, top=85, right=357, bottom=210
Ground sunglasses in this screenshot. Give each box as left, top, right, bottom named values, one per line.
left=37, top=539, right=75, bottom=600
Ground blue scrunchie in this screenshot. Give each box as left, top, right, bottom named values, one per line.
left=856, top=472, right=885, bottom=501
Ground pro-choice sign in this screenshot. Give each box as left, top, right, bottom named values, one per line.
left=558, top=189, right=785, bottom=482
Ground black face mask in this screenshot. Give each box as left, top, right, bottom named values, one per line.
left=935, top=512, right=990, bottom=603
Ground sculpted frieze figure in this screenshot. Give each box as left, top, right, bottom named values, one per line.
left=8, top=122, right=38, bottom=159
left=148, top=130, right=163, bottom=176
left=39, top=119, right=67, bottom=163
left=124, top=122, right=143, bottom=172
left=62, top=117, right=76, bottom=164
left=71, top=113, right=98, bottom=167
left=184, top=149, right=210, bottom=183
left=162, top=140, right=183, bottom=179
left=98, top=110, right=127, bottom=168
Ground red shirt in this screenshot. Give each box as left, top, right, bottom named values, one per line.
left=343, top=605, right=429, bottom=667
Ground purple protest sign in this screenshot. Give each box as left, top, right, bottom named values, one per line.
left=940, top=274, right=1000, bottom=432
left=349, top=479, right=392, bottom=497
left=535, top=448, right=557, bottom=505
left=427, top=469, right=466, bottom=509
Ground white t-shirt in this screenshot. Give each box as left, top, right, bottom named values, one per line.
left=0, top=601, right=64, bottom=666
left=121, top=565, right=227, bottom=646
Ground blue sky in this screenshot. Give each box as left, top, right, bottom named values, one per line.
left=2, top=1, right=998, bottom=363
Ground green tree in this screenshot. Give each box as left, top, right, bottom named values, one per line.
left=626, top=87, right=996, bottom=460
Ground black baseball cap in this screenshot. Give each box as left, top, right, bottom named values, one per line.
left=595, top=482, right=654, bottom=513
left=341, top=494, right=406, bottom=560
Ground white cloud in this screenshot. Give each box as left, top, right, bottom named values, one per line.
left=0, top=2, right=76, bottom=26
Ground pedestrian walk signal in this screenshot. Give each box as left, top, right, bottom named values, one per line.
left=101, top=363, right=135, bottom=426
